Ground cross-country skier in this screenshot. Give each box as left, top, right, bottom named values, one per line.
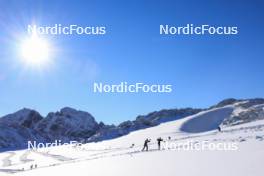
left=157, top=137, right=163, bottom=150
left=142, top=138, right=151, bottom=151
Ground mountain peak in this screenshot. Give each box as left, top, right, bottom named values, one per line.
left=59, top=107, right=94, bottom=119
left=211, top=98, right=240, bottom=109
left=0, top=108, right=43, bottom=128
left=60, top=107, right=78, bottom=113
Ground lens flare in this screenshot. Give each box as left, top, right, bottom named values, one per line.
left=20, top=34, right=51, bottom=67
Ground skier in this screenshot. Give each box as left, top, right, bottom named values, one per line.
left=217, top=126, right=221, bottom=132
left=168, top=136, right=171, bottom=140
left=142, top=138, right=151, bottom=151
left=35, top=164, right=38, bottom=168
left=30, top=165, right=33, bottom=170
left=130, top=143, right=135, bottom=148
left=157, top=137, right=163, bottom=150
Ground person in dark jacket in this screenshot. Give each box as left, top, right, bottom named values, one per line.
left=130, top=143, right=135, bottom=148
left=157, top=137, right=163, bottom=150
left=217, top=126, right=222, bottom=132
left=142, top=138, right=151, bottom=151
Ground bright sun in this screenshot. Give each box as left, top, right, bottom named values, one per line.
left=20, top=34, right=51, bottom=67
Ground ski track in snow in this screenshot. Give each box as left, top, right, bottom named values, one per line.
left=19, top=151, right=33, bottom=164
left=33, top=150, right=74, bottom=162
left=2, top=152, right=15, bottom=167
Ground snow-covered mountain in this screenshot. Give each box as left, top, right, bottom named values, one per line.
left=0, top=108, right=43, bottom=129
left=0, top=109, right=48, bottom=149
left=0, top=98, right=264, bottom=176
left=0, top=98, right=263, bottom=150
left=220, top=98, right=264, bottom=126
left=0, top=106, right=202, bottom=149
left=34, top=107, right=99, bottom=142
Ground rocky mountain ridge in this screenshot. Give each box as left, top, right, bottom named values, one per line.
left=0, top=98, right=264, bottom=149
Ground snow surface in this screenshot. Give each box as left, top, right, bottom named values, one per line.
left=0, top=105, right=263, bottom=176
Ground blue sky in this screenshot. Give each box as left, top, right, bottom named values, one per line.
left=0, top=0, right=264, bottom=124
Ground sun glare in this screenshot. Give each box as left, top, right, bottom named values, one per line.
left=20, top=34, right=51, bottom=67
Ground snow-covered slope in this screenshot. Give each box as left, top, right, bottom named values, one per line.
left=0, top=103, right=263, bottom=176
left=180, top=106, right=233, bottom=133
